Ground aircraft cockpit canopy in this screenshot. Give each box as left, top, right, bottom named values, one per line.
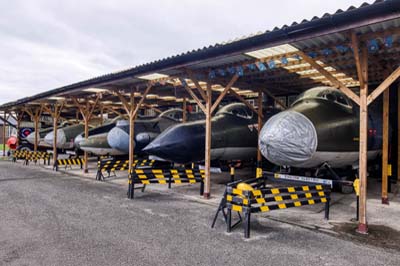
left=216, top=103, right=254, bottom=119
left=292, top=86, right=353, bottom=108
left=159, top=109, right=183, bottom=122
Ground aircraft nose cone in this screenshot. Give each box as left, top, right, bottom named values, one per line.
left=74, top=134, right=84, bottom=148
left=107, top=126, right=130, bottom=153
left=143, top=123, right=204, bottom=163
left=26, top=132, right=35, bottom=145
left=44, top=129, right=66, bottom=148
left=259, top=111, right=317, bottom=167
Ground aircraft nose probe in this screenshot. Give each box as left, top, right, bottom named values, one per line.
left=259, top=110, right=318, bottom=167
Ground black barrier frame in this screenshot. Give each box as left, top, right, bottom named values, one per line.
left=96, top=158, right=173, bottom=181
left=225, top=183, right=331, bottom=238
left=128, top=168, right=205, bottom=199
left=54, top=158, right=84, bottom=171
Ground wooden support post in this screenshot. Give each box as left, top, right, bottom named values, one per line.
left=52, top=108, right=58, bottom=165
left=2, top=111, right=6, bottom=156
left=204, top=83, right=212, bottom=199
left=398, top=83, right=400, bottom=183
left=42, top=103, right=64, bottom=167
left=128, top=91, right=135, bottom=173
left=182, top=97, right=187, bottom=123
left=116, top=84, right=152, bottom=175
left=34, top=116, right=39, bottom=152
left=25, top=106, right=43, bottom=152
left=382, top=87, right=389, bottom=204
left=357, top=46, right=368, bottom=234
left=83, top=115, right=89, bottom=172
left=73, top=95, right=100, bottom=173
left=256, top=90, right=263, bottom=176
left=16, top=111, right=24, bottom=148
left=100, top=106, right=104, bottom=125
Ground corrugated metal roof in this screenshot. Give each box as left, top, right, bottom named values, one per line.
left=1, top=0, right=400, bottom=109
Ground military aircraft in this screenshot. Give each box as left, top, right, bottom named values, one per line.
left=259, top=86, right=382, bottom=169
left=107, top=109, right=188, bottom=155
left=142, top=103, right=263, bottom=164
left=75, top=117, right=126, bottom=156
left=74, top=117, right=125, bottom=148
left=44, top=123, right=87, bottom=150
left=27, top=127, right=58, bottom=149
left=43, top=117, right=107, bottom=150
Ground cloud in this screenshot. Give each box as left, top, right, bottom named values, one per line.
left=0, top=0, right=371, bottom=104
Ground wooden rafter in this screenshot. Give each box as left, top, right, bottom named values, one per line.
left=182, top=83, right=206, bottom=114
left=259, top=88, right=287, bottom=109
left=210, top=74, right=239, bottom=114
left=367, top=66, right=400, bottom=105
left=186, top=69, right=208, bottom=101
left=297, top=50, right=360, bottom=105
left=132, top=84, right=153, bottom=118
left=228, top=89, right=263, bottom=118
left=351, top=31, right=366, bottom=89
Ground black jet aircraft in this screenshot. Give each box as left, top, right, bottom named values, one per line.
left=142, top=103, right=265, bottom=164
left=259, top=86, right=382, bottom=169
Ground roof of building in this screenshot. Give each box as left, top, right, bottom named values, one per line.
left=1, top=0, right=399, bottom=114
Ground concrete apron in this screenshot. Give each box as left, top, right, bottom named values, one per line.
left=19, top=159, right=400, bottom=248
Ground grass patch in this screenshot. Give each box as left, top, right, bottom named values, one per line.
left=0, top=144, right=8, bottom=151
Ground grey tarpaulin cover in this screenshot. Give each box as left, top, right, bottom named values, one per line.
left=259, top=111, right=317, bottom=167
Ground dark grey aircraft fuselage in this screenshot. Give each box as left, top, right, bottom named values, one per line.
left=259, top=86, right=382, bottom=168
left=143, top=103, right=262, bottom=164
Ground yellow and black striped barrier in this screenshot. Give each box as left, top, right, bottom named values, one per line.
left=54, top=158, right=85, bottom=171
left=12, top=150, right=29, bottom=162
left=24, top=151, right=51, bottom=165
left=212, top=177, right=331, bottom=238
left=127, top=168, right=205, bottom=199
left=96, top=158, right=172, bottom=180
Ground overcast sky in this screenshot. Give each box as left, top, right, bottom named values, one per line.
left=0, top=0, right=372, bottom=104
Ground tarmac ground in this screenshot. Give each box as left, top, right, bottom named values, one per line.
left=1, top=159, right=400, bottom=266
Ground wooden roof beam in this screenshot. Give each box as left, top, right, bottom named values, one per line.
left=210, top=74, right=239, bottom=114
left=297, top=50, right=360, bottom=105
left=367, top=66, right=400, bottom=105
left=228, top=89, right=262, bottom=118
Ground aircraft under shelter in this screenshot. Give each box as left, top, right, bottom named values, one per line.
left=1, top=0, right=400, bottom=235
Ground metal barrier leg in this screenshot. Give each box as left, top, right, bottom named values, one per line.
left=211, top=189, right=227, bottom=228
left=356, top=196, right=359, bottom=221
left=96, top=170, right=101, bottom=181
left=200, top=180, right=204, bottom=196
left=128, top=178, right=134, bottom=199
left=244, top=210, right=251, bottom=238
left=168, top=173, right=172, bottom=189
left=227, top=207, right=232, bottom=233
left=325, top=199, right=330, bottom=220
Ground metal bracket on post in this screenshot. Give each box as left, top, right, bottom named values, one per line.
left=230, top=165, right=235, bottom=183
